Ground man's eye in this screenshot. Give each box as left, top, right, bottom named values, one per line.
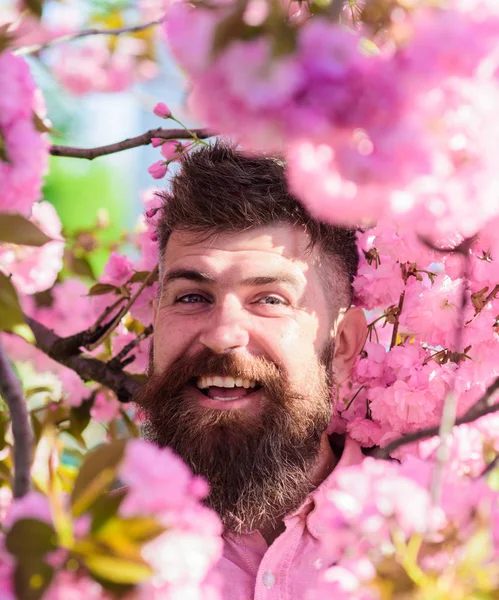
left=257, top=295, right=286, bottom=305
left=176, top=294, right=208, bottom=304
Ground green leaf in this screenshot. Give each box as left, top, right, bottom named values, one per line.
left=116, top=517, right=165, bottom=544
left=69, top=398, right=93, bottom=437
left=11, top=323, right=35, bottom=344
left=88, top=282, right=119, bottom=296
left=120, top=409, right=140, bottom=438
left=14, top=561, right=54, bottom=600
left=71, top=440, right=127, bottom=516
left=30, top=413, right=43, bottom=444
left=0, top=417, right=6, bottom=449
left=129, top=270, right=159, bottom=284
left=63, top=250, right=96, bottom=280
left=0, top=214, right=52, bottom=246
left=6, top=519, right=57, bottom=558
left=0, top=272, right=31, bottom=335
left=82, top=554, right=153, bottom=585
left=32, top=112, right=57, bottom=135
left=90, top=487, right=127, bottom=534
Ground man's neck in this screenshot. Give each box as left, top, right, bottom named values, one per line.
left=258, top=433, right=337, bottom=546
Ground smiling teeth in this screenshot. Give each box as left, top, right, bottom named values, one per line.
left=197, top=376, right=257, bottom=389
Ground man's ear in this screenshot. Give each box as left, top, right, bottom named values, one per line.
left=332, top=307, right=367, bottom=384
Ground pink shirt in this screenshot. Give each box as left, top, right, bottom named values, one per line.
left=217, top=437, right=364, bottom=600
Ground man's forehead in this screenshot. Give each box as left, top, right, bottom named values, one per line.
left=163, top=225, right=317, bottom=265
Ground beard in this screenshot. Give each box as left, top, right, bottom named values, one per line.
left=135, top=345, right=334, bottom=534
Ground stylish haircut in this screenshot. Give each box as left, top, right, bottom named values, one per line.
left=155, top=141, right=359, bottom=305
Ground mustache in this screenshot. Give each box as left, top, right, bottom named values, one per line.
left=135, top=347, right=285, bottom=406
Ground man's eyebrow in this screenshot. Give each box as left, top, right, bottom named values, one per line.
left=241, top=274, right=301, bottom=289
left=163, top=268, right=216, bottom=286
left=161, top=269, right=302, bottom=291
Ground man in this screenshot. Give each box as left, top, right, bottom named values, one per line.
left=135, top=142, right=368, bottom=599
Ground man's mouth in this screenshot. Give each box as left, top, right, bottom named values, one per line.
left=194, top=375, right=262, bottom=401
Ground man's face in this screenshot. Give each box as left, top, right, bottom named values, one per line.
left=138, top=225, right=342, bottom=532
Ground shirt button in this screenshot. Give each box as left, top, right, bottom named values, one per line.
left=262, top=571, right=275, bottom=588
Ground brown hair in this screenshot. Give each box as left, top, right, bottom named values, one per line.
left=155, top=141, right=359, bottom=304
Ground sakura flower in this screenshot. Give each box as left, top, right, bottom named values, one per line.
left=90, top=391, right=122, bottom=424
left=102, top=251, right=134, bottom=287
left=148, top=160, right=168, bottom=179
left=0, top=52, right=49, bottom=216
left=153, top=102, right=172, bottom=118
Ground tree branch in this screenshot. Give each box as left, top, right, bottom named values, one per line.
left=50, top=128, right=213, bottom=160
left=375, top=375, right=499, bottom=458
left=14, top=17, right=166, bottom=56
left=19, top=317, right=143, bottom=403
left=0, top=336, right=33, bottom=498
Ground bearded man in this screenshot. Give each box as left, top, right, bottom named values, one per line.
left=135, top=142, right=368, bottom=599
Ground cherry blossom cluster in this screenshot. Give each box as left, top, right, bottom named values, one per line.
left=165, top=0, right=499, bottom=242
left=3, top=2, right=161, bottom=97
left=329, top=216, right=499, bottom=477
left=308, top=456, right=499, bottom=598
left=0, top=52, right=49, bottom=216
left=0, top=439, right=223, bottom=600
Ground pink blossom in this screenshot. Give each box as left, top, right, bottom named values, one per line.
left=166, top=2, right=499, bottom=239
left=369, top=380, right=442, bottom=433
left=400, top=273, right=475, bottom=348
left=353, top=259, right=405, bottom=310
left=160, top=140, right=181, bottom=161
left=354, top=342, right=388, bottom=385
left=0, top=201, right=64, bottom=295
left=102, top=251, right=134, bottom=287
left=52, top=37, right=156, bottom=95
left=118, top=439, right=210, bottom=517
left=0, top=53, right=49, bottom=216
left=153, top=102, right=172, bottom=118
left=3, top=492, right=52, bottom=529
left=45, top=572, right=106, bottom=600
left=346, top=418, right=384, bottom=447
left=148, top=160, right=168, bottom=179
left=90, top=391, right=121, bottom=423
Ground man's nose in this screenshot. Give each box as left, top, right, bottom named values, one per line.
left=199, top=297, right=250, bottom=354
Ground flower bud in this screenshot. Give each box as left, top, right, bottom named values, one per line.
left=147, top=160, right=168, bottom=179
left=153, top=102, right=171, bottom=119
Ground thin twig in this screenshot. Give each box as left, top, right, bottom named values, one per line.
left=107, top=324, right=153, bottom=371
left=389, top=291, right=405, bottom=349
left=50, top=128, right=212, bottom=160
left=14, top=17, right=166, bottom=56
left=91, top=296, right=128, bottom=333
left=86, top=266, right=159, bottom=351
left=0, top=336, right=33, bottom=498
